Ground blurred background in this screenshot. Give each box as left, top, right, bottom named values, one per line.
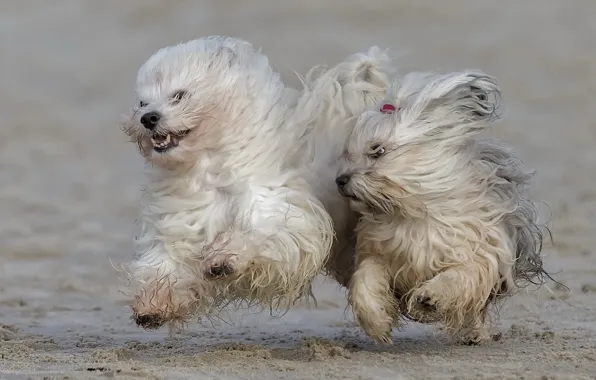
left=1, top=1, right=595, bottom=378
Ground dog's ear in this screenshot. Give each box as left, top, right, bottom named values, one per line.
left=423, top=71, right=501, bottom=124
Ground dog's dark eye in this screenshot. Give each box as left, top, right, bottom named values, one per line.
left=139, top=101, right=148, bottom=108
left=368, top=144, right=386, bottom=159
left=172, top=90, right=187, bottom=104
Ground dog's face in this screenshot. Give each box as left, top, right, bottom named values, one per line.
left=122, top=37, right=269, bottom=168
left=336, top=71, right=500, bottom=217
left=336, top=110, right=426, bottom=217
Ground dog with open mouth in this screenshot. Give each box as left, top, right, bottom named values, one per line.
left=121, top=36, right=393, bottom=330
left=336, top=70, right=549, bottom=344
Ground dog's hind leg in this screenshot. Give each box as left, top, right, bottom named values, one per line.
left=349, top=244, right=398, bottom=344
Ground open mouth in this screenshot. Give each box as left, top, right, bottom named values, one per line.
left=338, top=188, right=360, bottom=201
left=150, top=130, right=190, bottom=153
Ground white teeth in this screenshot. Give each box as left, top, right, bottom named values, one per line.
left=150, top=134, right=172, bottom=149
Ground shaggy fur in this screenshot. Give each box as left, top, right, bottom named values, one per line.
left=122, top=36, right=392, bottom=330
left=336, top=70, right=547, bottom=344
left=294, top=50, right=395, bottom=287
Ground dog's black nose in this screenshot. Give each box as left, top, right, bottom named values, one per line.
left=140, top=111, right=161, bottom=130
left=335, top=174, right=351, bottom=187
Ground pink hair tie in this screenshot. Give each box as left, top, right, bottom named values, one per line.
left=380, top=103, right=398, bottom=114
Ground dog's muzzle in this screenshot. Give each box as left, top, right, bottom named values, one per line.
left=336, top=174, right=359, bottom=200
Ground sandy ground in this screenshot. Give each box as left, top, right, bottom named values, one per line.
left=1, top=1, right=596, bottom=379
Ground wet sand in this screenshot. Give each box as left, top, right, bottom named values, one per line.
left=1, top=1, right=596, bottom=379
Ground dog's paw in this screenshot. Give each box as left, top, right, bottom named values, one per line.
left=204, top=255, right=237, bottom=280
left=357, top=315, right=394, bottom=345
left=375, top=330, right=394, bottom=345
left=133, top=312, right=166, bottom=330
left=416, top=295, right=438, bottom=312
left=456, top=326, right=494, bottom=345
left=406, top=286, right=443, bottom=323
left=353, top=304, right=396, bottom=345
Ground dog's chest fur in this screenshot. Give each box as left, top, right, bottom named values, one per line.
left=137, top=172, right=303, bottom=262
left=358, top=214, right=465, bottom=297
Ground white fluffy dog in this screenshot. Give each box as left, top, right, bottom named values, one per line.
left=336, top=70, right=547, bottom=344
left=122, top=36, right=392, bottom=329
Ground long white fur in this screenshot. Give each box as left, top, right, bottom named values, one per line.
left=338, top=70, right=546, bottom=344
left=122, top=36, right=392, bottom=329
left=295, top=49, right=395, bottom=286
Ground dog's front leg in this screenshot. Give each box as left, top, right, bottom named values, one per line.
left=457, top=308, right=492, bottom=345
left=197, top=232, right=254, bottom=283
left=349, top=243, right=398, bottom=344
left=197, top=227, right=329, bottom=306
left=406, top=259, right=497, bottom=343
left=130, top=245, right=200, bottom=330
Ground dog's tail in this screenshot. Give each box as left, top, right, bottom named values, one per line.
left=293, top=47, right=394, bottom=164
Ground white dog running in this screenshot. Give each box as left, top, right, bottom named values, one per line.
left=336, top=70, right=548, bottom=344
left=122, top=36, right=392, bottom=329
